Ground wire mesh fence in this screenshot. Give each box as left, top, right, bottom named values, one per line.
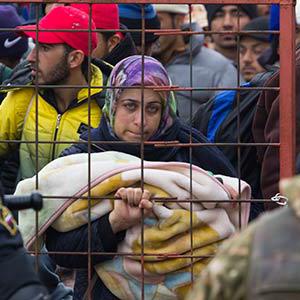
left=0, top=1, right=295, bottom=299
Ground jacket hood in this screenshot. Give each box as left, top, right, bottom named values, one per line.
left=77, top=64, right=104, bottom=102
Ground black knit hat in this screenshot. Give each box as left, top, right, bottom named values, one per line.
left=205, top=4, right=258, bottom=28
left=118, top=4, right=160, bottom=46
left=241, top=16, right=270, bottom=42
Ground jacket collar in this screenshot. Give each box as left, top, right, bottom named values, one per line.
left=102, top=24, right=137, bottom=66
left=77, top=64, right=103, bottom=102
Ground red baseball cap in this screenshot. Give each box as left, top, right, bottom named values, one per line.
left=17, top=6, right=98, bottom=56
left=70, top=4, right=119, bottom=30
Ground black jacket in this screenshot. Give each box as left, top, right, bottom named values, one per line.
left=102, top=24, right=137, bottom=66
left=193, top=70, right=278, bottom=219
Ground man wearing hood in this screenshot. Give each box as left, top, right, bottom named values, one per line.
left=153, top=4, right=238, bottom=122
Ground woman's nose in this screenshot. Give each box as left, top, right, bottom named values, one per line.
left=133, top=111, right=143, bottom=127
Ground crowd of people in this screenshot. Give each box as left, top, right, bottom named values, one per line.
left=0, top=2, right=298, bottom=300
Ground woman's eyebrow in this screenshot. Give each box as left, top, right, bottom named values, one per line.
left=119, top=98, right=162, bottom=105
left=119, top=98, right=138, bottom=103
left=147, top=101, right=162, bottom=104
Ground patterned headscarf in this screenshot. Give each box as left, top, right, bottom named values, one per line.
left=103, top=55, right=177, bottom=138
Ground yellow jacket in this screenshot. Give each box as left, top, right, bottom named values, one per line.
left=0, top=64, right=104, bottom=179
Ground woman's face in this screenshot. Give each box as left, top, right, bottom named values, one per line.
left=114, top=88, right=163, bottom=142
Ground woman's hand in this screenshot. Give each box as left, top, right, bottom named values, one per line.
left=109, top=188, right=153, bottom=233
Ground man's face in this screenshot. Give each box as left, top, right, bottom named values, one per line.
left=240, top=37, right=269, bottom=81
left=27, top=43, right=70, bottom=85
left=152, top=12, right=177, bottom=56
left=211, top=5, right=251, bottom=49
left=92, top=33, right=109, bottom=59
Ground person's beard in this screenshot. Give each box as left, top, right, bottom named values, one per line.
left=42, top=53, right=71, bottom=86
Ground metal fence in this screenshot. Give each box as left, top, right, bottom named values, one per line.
left=0, top=1, right=295, bottom=299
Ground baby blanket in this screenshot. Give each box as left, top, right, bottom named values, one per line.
left=16, top=151, right=251, bottom=300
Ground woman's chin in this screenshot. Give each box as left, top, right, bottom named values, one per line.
left=126, top=136, right=142, bottom=143
left=123, top=131, right=150, bottom=142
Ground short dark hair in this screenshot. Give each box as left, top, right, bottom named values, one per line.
left=101, top=31, right=116, bottom=42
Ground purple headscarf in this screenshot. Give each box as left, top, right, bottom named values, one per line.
left=102, top=55, right=177, bottom=138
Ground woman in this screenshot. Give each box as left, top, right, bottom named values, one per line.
left=46, top=56, right=236, bottom=299
left=61, top=55, right=235, bottom=173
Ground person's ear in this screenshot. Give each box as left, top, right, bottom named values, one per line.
left=107, top=34, right=121, bottom=52
left=68, top=50, right=85, bottom=69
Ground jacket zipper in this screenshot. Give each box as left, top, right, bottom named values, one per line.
left=52, top=114, right=62, bottom=160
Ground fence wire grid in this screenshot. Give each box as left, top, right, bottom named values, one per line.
left=0, top=1, right=296, bottom=300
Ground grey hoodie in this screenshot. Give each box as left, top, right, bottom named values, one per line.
left=164, top=23, right=238, bottom=123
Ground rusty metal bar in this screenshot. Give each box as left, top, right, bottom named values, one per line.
left=0, top=0, right=293, bottom=4
left=0, top=139, right=282, bottom=146
left=86, top=4, right=94, bottom=299
left=0, top=84, right=281, bottom=91
left=140, top=5, right=146, bottom=299
left=280, top=3, right=296, bottom=178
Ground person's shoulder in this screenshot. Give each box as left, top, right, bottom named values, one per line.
left=1, top=88, right=34, bottom=112
left=3, top=88, right=34, bottom=108
left=92, top=59, right=113, bottom=79
left=199, top=47, right=235, bottom=68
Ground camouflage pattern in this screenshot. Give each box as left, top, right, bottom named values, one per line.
left=186, top=174, right=300, bottom=300
left=186, top=221, right=258, bottom=300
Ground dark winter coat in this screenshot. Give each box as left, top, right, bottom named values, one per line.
left=252, top=48, right=300, bottom=209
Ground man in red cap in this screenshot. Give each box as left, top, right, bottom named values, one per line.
left=0, top=5, right=111, bottom=180
left=71, top=4, right=137, bottom=66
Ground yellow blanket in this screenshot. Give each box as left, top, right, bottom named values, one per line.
left=16, top=151, right=251, bottom=300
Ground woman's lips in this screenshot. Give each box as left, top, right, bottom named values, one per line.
left=127, top=131, right=149, bottom=138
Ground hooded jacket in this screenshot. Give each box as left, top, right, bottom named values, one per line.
left=163, top=23, right=239, bottom=122
left=0, top=60, right=112, bottom=179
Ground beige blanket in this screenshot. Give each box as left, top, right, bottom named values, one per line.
left=16, top=151, right=251, bottom=300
